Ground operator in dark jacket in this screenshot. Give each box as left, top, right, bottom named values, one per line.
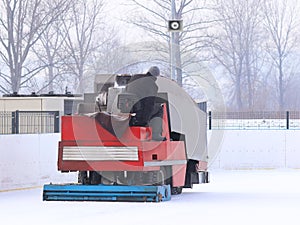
left=126, top=66, right=165, bottom=141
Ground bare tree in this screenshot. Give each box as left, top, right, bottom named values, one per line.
left=0, top=0, right=69, bottom=94
left=263, top=0, right=299, bottom=110
left=91, top=32, right=128, bottom=74
left=284, top=68, right=300, bottom=109
left=60, top=0, right=105, bottom=94
left=32, top=12, right=69, bottom=94
left=210, top=0, right=264, bottom=110
left=127, top=0, right=213, bottom=86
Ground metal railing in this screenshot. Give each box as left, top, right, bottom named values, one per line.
left=2, top=110, right=300, bottom=133
left=208, top=111, right=300, bottom=130
left=0, top=111, right=60, bottom=134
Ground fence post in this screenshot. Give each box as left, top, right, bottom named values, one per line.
left=54, top=111, right=60, bottom=133
left=12, top=110, right=20, bottom=134
left=11, top=111, right=15, bottom=134
left=16, top=110, right=20, bottom=134
left=286, top=111, right=289, bottom=130
left=208, top=111, right=212, bottom=130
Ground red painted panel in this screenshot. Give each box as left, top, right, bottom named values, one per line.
left=61, top=116, right=118, bottom=142
left=162, top=104, right=170, bottom=140
left=58, top=140, right=145, bottom=171
left=62, top=116, right=154, bottom=142
left=172, top=164, right=187, bottom=187
left=58, top=140, right=187, bottom=173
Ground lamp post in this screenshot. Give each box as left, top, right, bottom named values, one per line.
left=168, top=0, right=183, bottom=84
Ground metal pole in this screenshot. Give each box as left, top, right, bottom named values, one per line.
left=286, top=111, right=289, bottom=130
left=170, top=0, right=176, bottom=81
left=208, top=111, right=212, bottom=130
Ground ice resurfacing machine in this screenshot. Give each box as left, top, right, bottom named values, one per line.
left=43, top=74, right=209, bottom=202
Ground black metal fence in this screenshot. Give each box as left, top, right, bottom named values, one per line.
left=2, top=110, right=300, bottom=133
left=0, top=111, right=60, bottom=134
left=208, top=111, right=300, bottom=130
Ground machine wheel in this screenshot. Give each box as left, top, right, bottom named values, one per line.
left=153, top=169, right=166, bottom=185
left=171, top=186, right=183, bottom=195
left=90, top=171, right=102, bottom=185
left=78, top=171, right=89, bottom=184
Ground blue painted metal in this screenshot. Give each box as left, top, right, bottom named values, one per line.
left=43, top=184, right=171, bottom=202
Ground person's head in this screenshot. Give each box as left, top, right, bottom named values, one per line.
left=147, top=66, right=160, bottom=77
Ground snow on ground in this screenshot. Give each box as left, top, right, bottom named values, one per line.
left=1, top=169, right=300, bottom=225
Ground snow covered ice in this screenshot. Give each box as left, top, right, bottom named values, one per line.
left=1, top=169, right=300, bottom=225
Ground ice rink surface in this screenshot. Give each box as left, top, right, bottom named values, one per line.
left=1, top=169, right=300, bottom=225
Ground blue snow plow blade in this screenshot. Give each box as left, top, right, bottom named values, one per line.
left=43, top=184, right=171, bottom=202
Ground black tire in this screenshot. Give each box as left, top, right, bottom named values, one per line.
left=78, top=171, right=89, bottom=184
left=171, top=186, right=183, bottom=195
left=90, top=171, right=102, bottom=185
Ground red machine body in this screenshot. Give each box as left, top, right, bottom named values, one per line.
left=58, top=104, right=187, bottom=188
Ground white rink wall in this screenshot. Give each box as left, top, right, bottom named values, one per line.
left=0, top=134, right=77, bottom=191
left=1, top=130, right=300, bottom=190
left=209, top=130, right=300, bottom=169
